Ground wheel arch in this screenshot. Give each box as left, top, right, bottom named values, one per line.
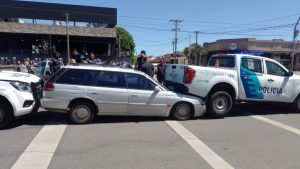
left=0, top=95, right=14, bottom=117
left=207, top=82, right=236, bottom=102
left=68, top=98, right=98, bottom=113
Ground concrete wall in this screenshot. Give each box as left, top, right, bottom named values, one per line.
left=0, top=22, right=116, bottom=38
left=0, top=65, right=16, bottom=71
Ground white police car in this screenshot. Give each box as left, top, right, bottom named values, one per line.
left=0, top=71, right=43, bottom=128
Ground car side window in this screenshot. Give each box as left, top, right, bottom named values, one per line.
left=96, top=71, right=126, bottom=88
left=241, top=58, right=262, bottom=73
left=266, top=61, right=286, bottom=76
left=48, top=68, right=65, bottom=82
left=208, top=56, right=235, bottom=68
left=126, top=73, right=156, bottom=90
left=55, top=69, right=99, bottom=86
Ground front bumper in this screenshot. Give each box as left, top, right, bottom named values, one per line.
left=28, top=80, right=43, bottom=114
left=193, top=104, right=206, bottom=117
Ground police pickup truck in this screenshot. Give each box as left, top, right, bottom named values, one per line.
left=0, top=71, right=43, bottom=129
left=165, top=54, right=299, bottom=117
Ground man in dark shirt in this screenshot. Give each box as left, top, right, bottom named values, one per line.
left=50, top=53, right=61, bottom=74
left=156, top=57, right=166, bottom=83
left=136, top=50, right=146, bottom=70
left=141, top=57, right=154, bottom=77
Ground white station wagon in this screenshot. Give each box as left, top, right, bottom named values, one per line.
left=41, top=65, right=206, bottom=124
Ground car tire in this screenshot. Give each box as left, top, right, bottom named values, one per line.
left=68, top=101, right=95, bottom=124
left=0, top=102, right=13, bottom=129
left=208, top=91, right=232, bottom=118
left=171, top=102, right=193, bottom=120
left=292, top=94, right=300, bottom=112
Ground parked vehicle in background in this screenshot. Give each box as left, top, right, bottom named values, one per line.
left=165, top=54, right=300, bottom=117
left=41, top=65, right=206, bottom=124
left=32, top=59, right=64, bottom=79
left=0, top=71, right=43, bottom=129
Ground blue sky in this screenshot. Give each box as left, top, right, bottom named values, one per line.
left=25, top=0, right=300, bottom=56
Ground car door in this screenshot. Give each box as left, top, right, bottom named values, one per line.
left=126, top=73, right=168, bottom=116
left=89, top=71, right=128, bottom=115
left=263, top=60, right=293, bottom=102
left=49, top=68, right=99, bottom=110
left=238, top=56, right=266, bottom=100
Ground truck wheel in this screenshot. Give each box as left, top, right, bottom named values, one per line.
left=0, top=102, right=13, bottom=129
left=292, top=95, right=300, bottom=112
left=208, top=91, right=232, bottom=118
left=68, top=101, right=95, bottom=124
left=171, top=102, right=193, bottom=120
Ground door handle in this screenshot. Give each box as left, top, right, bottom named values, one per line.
left=90, top=92, right=98, bottom=95
left=268, top=79, right=274, bottom=83
left=131, top=94, right=138, bottom=97
left=242, top=76, right=249, bottom=79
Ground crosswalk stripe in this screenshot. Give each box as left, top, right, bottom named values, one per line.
left=11, top=124, right=66, bottom=169
left=166, top=121, right=234, bottom=169
left=250, top=115, right=300, bottom=135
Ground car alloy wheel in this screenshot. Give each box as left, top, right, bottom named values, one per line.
left=172, top=103, right=193, bottom=120
left=69, top=101, right=95, bottom=124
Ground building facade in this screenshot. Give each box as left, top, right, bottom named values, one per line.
left=203, top=38, right=300, bottom=70
left=0, top=0, right=117, bottom=64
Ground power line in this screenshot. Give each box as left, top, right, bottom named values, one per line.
left=118, top=24, right=170, bottom=32
left=120, top=23, right=292, bottom=36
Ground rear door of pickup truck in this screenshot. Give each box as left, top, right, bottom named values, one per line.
left=238, top=56, right=266, bottom=100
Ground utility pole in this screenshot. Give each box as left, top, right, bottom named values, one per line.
left=195, top=31, right=200, bottom=45
left=118, top=36, right=121, bottom=57
left=291, top=17, right=300, bottom=71
left=66, top=13, right=70, bottom=64
left=172, top=40, right=175, bottom=54
left=170, top=20, right=182, bottom=64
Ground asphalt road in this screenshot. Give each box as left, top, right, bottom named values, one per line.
left=1, top=103, right=300, bottom=169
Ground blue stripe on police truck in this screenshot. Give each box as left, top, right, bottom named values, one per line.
left=240, top=67, right=264, bottom=99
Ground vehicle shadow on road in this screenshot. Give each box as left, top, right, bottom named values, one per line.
left=7, top=111, right=69, bottom=129
left=197, top=102, right=298, bottom=121
left=229, top=102, right=298, bottom=117
left=8, top=111, right=171, bottom=129
left=8, top=103, right=297, bottom=129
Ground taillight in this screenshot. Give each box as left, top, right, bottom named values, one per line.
left=184, top=67, right=195, bottom=84
left=44, top=82, right=55, bottom=91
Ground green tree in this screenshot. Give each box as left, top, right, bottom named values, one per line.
left=184, top=43, right=207, bottom=65
left=116, top=27, right=135, bottom=57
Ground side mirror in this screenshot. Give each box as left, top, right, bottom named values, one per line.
left=288, top=71, right=293, bottom=77
left=154, top=86, right=161, bottom=92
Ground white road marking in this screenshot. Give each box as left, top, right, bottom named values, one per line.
left=11, top=124, right=66, bottom=169
left=250, top=115, right=300, bottom=135
left=166, top=121, right=234, bottom=169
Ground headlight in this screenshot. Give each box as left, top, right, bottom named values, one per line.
left=9, top=81, right=32, bottom=93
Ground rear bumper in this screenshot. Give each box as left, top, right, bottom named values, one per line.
left=41, top=97, right=68, bottom=112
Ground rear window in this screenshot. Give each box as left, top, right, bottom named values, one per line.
left=208, top=56, right=235, bottom=68
left=55, top=69, right=100, bottom=86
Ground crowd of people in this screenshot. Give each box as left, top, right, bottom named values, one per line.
left=3, top=48, right=166, bottom=84
left=135, top=50, right=166, bottom=84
